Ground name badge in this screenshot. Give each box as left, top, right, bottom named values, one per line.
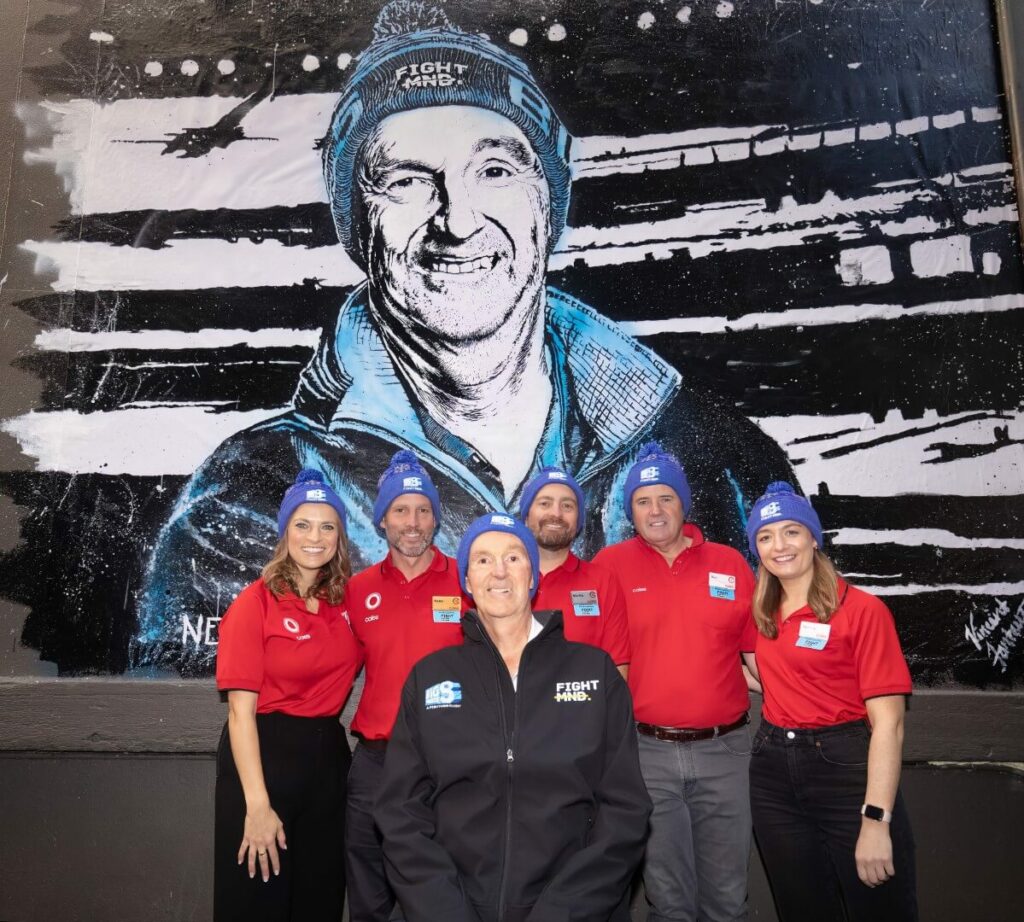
left=795, top=621, right=831, bottom=650
left=708, top=572, right=736, bottom=601
left=570, top=589, right=600, bottom=617
left=432, top=595, right=462, bottom=624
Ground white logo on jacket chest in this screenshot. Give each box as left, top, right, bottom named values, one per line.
left=554, top=679, right=600, bottom=702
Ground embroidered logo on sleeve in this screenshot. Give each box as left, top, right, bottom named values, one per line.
left=425, top=681, right=463, bottom=710
left=554, top=679, right=600, bottom=702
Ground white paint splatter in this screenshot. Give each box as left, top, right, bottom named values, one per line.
left=620, top=294, right=1024, bottom=337
left=89, top=32, right=114, bottom=44
left=909, top=235, right=973, bottom=278
left=217, top=59, right=236, bottom=75
left=301, top=54, right=320, bottom=72
left=847, top=62, right=862, bottom=70
left=896, top=116, right=929, bottom=136
left=788, top=132, right=821, bottom=151
left=638, top=12, right=656, bottom=30
left=831, top=529, right=1024, bottom=551
left=877, top=216, right=945, bottom=237
left=964, top=204, right=1018, bottom=226
left=143, top=61, right=163, bottom=77
left=677, top=6, right=692, bottom=24
left=509, top=28, right=528, bottom=47
left=824, top=127, right=856, bottom=147
left=971, top=106, right=1002, bottom=123
left=180, top=59, right=200, bottom=77
left=836, top=246, right=894, bottom=286
left=34, top=327, right=321, bottom=353
left=859, top=121, right=892, bottom=141
left=876, top=582, right=1024, bottom=597
left=932, top=110, right=965, bottom=129
left=336, top=53, right=352, bottom=70
left=715, top=2, right=734, bottom=18
left=982, top=252, right=1002, bottom=275
left=1, top=407, right=285, bottom=476
left=547, top=23, right=567, bottom=42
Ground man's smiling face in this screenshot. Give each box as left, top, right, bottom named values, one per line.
left=358, top=105, right=550, bottom=342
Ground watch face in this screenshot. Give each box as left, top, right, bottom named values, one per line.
left=863, top=805, right=885, bottom=821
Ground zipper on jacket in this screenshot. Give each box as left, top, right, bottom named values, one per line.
left=490, top=648, right=515, bottom=922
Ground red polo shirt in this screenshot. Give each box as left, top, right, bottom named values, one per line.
left=216, top=579, right=363, bottom=718
left=756, top=580, right=912, bottom=728
left=594, top=525, right=755, bottom=728
left=348, top=548, right=466, bottom=740
left=534, top=553, right=630, bottom=665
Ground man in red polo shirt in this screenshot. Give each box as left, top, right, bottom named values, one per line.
left=595, top=442, right=758, bottom=922
left=519, top=466, right=630, bottom=678
left=346, top=450, right=466, bottom=922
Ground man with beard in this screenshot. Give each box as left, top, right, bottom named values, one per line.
left=521, top=466, right=630, bottom=680
left=132, top=0, right=792, bottom=674
left=345, top=450, right=466, bottom=922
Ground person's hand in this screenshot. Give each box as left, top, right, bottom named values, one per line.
left=238, top=802, right=287, bottom=881
left=855, top=820, right=895, bottom=887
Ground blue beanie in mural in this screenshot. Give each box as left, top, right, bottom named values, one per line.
left=518, top=466, right=586, bottom=536
left=372, top=449, right=442, bottom=530
left=746, top=481, right=823, bottom=557
left=456, top=512, right=540, bottom=599
left=322, top=0, right=572, bottom=265
left=623, top=441, right=692, bottom=521
left=277, top=469, right=348, bottom=537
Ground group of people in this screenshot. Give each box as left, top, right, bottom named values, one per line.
left=213, top=443, right=918, bottom=922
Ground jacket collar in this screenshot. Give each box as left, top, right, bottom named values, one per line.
left=292, top=284, right=681, bottom=502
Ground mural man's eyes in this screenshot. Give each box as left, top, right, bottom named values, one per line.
left=481, top=164, right=513, bottom=179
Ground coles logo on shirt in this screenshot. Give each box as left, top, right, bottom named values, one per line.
left=282, top=617, right=311, bottom=641
left=365, top=592, right=382, bottom=610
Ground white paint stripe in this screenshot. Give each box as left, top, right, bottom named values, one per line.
left=619, top=293, right=1024, bottom=336
left=831, top=529, right=1024, bottom=551
left=34, top=327, right=321, bottom=352
left=19, top=94, right=1008, bottom=211
left=875, top=582, right=1024, bottom=597
left=0, top=407, right=284, bottom=476
left=754, top=410, right=1024, bottom=498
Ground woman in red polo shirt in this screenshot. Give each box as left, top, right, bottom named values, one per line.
left=214, top=469, right=363, bottom=922
left=745, top=482, right=918, bottom=922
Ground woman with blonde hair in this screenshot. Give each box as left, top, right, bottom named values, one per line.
left=214, top=469, right=363, bottom=921
left=745, top=481, right=918, bottom=922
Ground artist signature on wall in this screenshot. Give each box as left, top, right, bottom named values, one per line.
left=965, top=598, right=1024, bottom=674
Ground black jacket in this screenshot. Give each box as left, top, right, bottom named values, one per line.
left=375, top=610, right=652, bottom=922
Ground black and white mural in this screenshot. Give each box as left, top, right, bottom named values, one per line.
left=0, top=0, right=1021, bottom=684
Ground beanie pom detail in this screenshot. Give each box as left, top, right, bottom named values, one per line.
left=295, top=468, right=326, bottom=485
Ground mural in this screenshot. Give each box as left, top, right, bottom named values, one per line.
left=0, top=0, right=1021, bottom=685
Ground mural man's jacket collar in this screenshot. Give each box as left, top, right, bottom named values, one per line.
left=292, top=283, right=682, bottom=508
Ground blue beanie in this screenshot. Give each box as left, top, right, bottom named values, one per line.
left=456, top=513, right=540, bottom=599
left=322, top=0, right=572, bottom=266
left=372, top=449, right=441, bottom=532
left=746, top=481, right=824, bottom=556
left=518, top=466, right=586, bottom=536
left=623, top=441, right=692, bottom=521
left=277, top=469, right=348, bottom=537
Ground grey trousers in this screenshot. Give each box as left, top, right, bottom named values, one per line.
left=637, top=725, right=752, bottom=922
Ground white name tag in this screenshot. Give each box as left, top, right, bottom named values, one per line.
left=795, top=621, right=831, bottom=650
left=708, top=572, right=736, bottom=600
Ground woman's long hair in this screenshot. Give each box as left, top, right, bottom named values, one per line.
left=262, top=529, right=352, bottom=605
left=753, top=549, right=841, bottom=639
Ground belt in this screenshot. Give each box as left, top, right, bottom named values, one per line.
left=358, top=737, right=389, bottom=752
left=637, top=713, right=749, bottom=743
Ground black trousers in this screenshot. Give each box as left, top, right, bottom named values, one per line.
left=214, top=712, right=351, bottom=922
left=750, top=719, right=918, bottom=922
left=345, top=741, right=402, bottom=922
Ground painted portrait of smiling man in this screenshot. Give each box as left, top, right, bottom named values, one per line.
left=131, top=0, right=792, bottom=670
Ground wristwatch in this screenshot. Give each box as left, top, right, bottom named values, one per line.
left=861, top=804, right=893, bottom=823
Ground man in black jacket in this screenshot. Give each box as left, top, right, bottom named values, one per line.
left=375, top=512, right=652, bottom=922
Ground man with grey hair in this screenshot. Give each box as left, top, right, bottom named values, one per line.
left=133, top=0, right=792, bottom=674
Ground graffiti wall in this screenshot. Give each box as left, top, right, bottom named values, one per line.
left=0, top=0, right=1021, bottom=685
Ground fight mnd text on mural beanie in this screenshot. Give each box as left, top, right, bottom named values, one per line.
left=623, top=441, right=692, bottom=521
left=372, top=449, right=442, bottom=529
left=322, top=0, right=571, bottom=264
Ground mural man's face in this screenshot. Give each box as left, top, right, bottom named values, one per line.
left=381, top=492, right=436, bottom=560
left=525, top=483, right=579, bottom=551
left=360, top=105, right=550, bottom=342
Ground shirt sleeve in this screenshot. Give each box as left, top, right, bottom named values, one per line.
left=735, top=559, right=758, bottom=653
left=852, top=594, right=913, bottom=700
left=597, top=566, right=631, bottom=665
left=215, top=584, right=266, bottom=693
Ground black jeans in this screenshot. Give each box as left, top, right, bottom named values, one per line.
left=749, top=719, right=918, bottom=922
left=214, top=712, right=351, bottom=922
